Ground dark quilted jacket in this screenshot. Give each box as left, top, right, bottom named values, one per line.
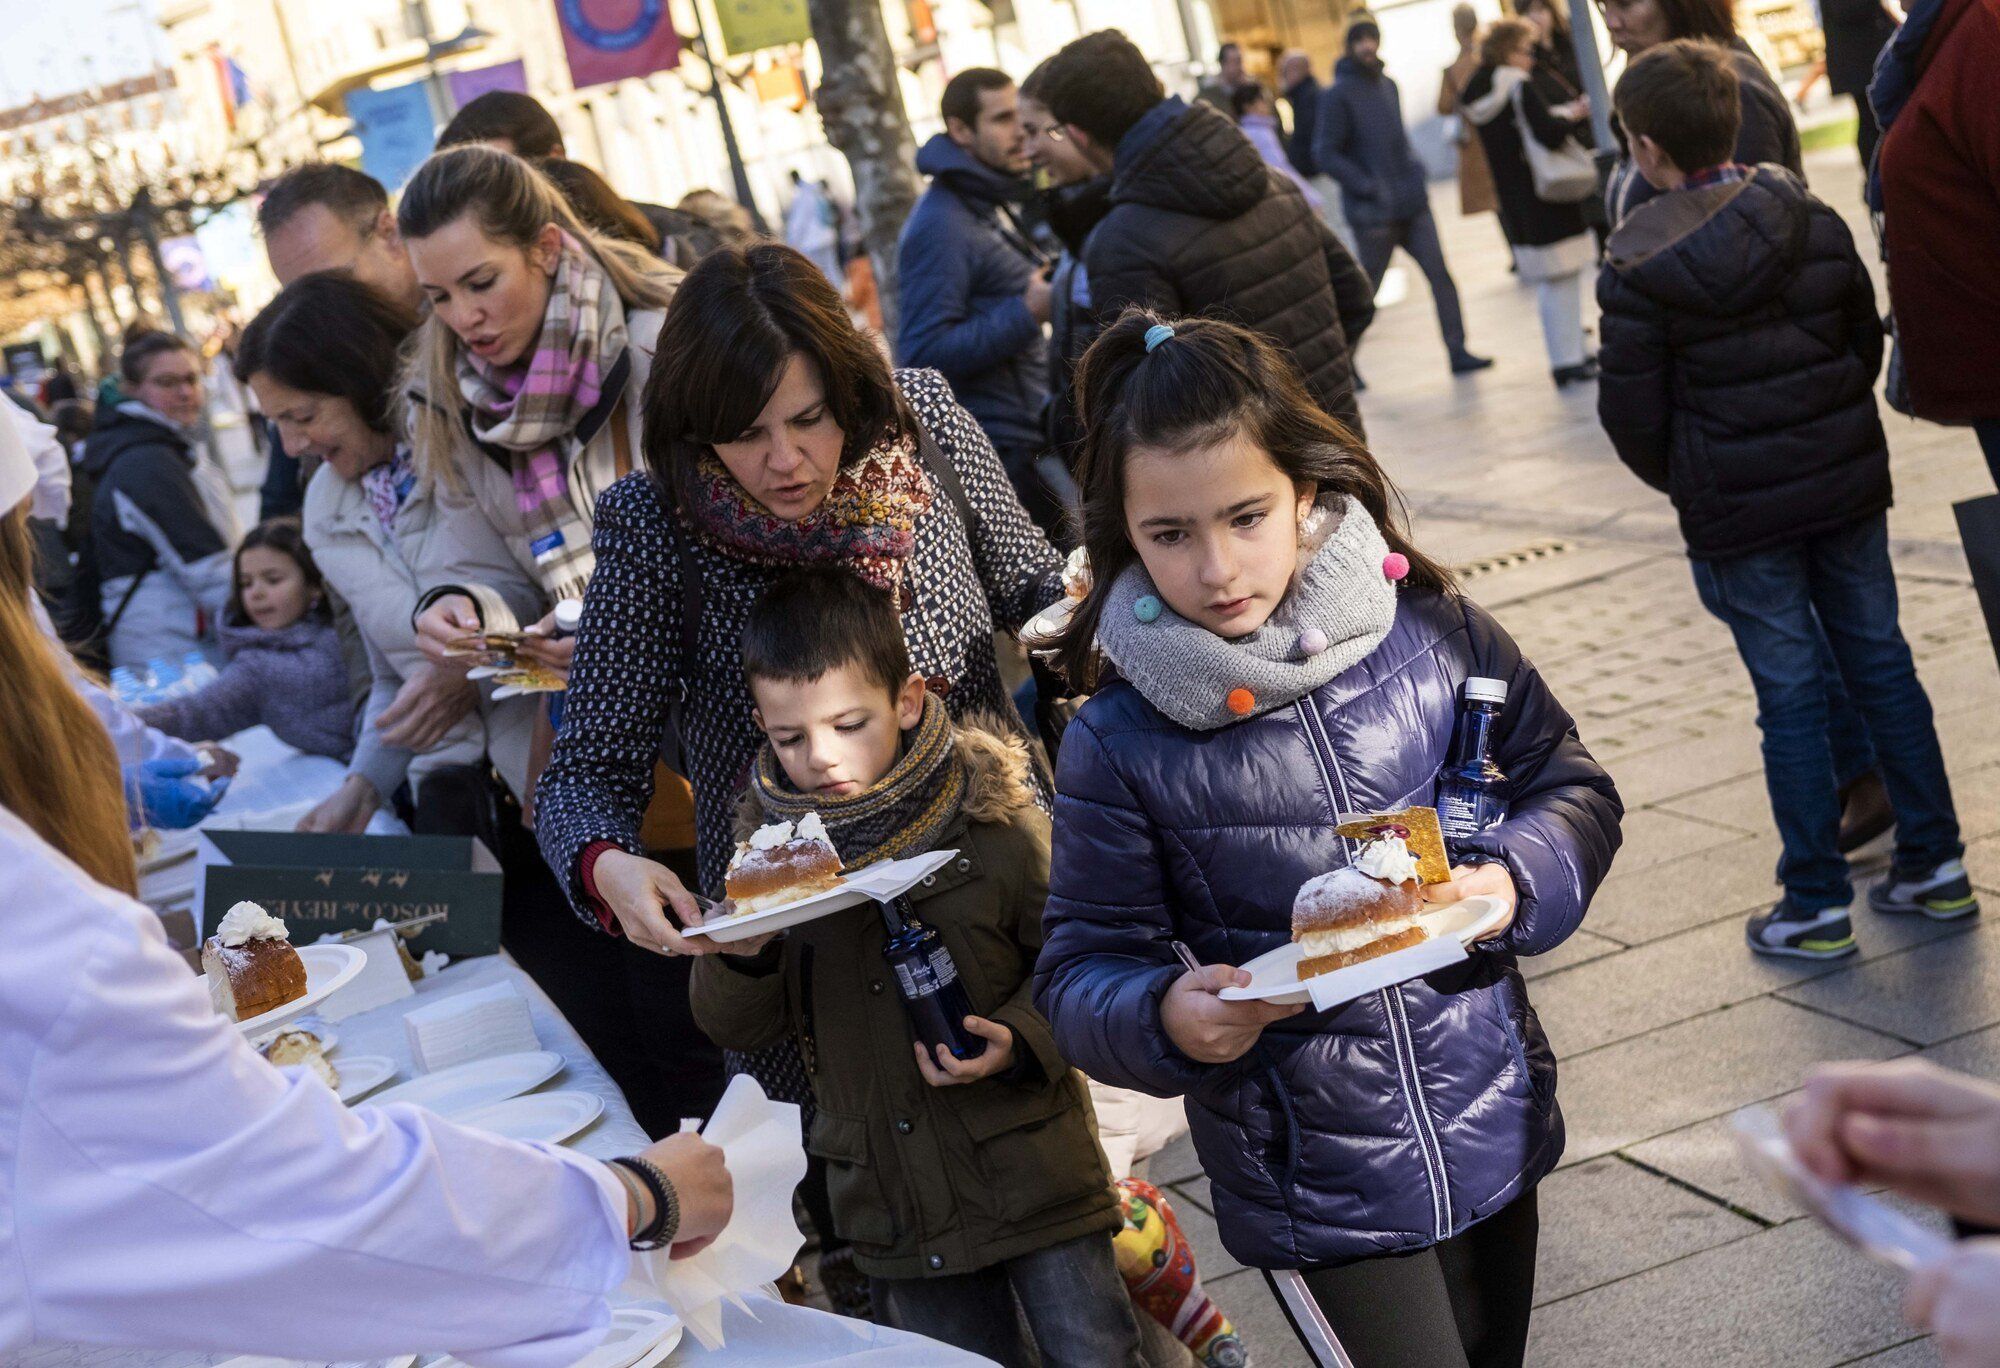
left=1033, top=591, right=1622, bottom=1269
left=1313, top=56, right=1432, bottom=226
left=1596, top=166, right=1891, bottom=561
left=1084, top=97, right=1376, bottom=435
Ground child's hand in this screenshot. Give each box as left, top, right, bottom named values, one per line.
left=1161, top=964, right=1303, bottom=1064
left=1422, top=862, right=1518, bottom=941
left=913, top=1016, right=1016, bottom=1086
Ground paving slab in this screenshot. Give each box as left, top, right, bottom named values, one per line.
left=1534, top=1156, right=1759, bottom=1305
left=1158, top=1176, right=1245, bottom=1281
left=1526, top=1217, right=1918, bottom=1368
left=1657, top=771, right=1780, bottom=835
left=1557, top=996, right=1906, bottom=1166
left=1623, top=1091, right=1809, bottom=1224
left=1202, top=1267, right=1310, bottom=1368
left=1147, top=1131, right=1202, bottom=1188
left=1607, top=807, right=1755, bottom=876
left=1537, top=897, right=1978, bottom=1058
left=1521, top=928, right=1626, bottom=979
left=1843, top=1339, right=1943, bottom=1366
left=1584, top=834, right=1781, bottom=945
left=1778, top=917, right=1998, bottom=1045
left=1599, top=726, right=1770, bottom=809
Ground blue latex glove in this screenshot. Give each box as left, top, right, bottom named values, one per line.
left=125, top=757, right=228, bottom=830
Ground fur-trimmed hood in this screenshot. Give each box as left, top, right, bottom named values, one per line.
left=733, top=712, right=1037, bottom=841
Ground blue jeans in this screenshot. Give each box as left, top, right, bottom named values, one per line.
left=1692, top=514, right=1961, bottom=910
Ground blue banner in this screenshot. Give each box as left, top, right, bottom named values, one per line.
left=346, top=80, right=436, bottom=190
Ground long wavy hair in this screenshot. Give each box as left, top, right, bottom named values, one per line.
left=0, top=504, right=135, bottom=894
left=395, top=146, right=679, bottom=489
left=1049, top=309, right=1455, bottom=688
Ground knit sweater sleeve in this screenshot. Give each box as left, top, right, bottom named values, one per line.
left=134, top=655, right=262, bottom=744
left=533, top=474, right=685, bottom=925
left=898, top=368, right=1063, bottom=631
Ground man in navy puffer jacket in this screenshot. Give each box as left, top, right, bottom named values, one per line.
left=1316, top=20, right=1490, bottom=375
left=896, top=68, right=1059, bottom=536
left=1034, top=590, right=1622, bottom=1271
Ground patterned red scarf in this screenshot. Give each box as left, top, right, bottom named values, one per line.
left=685, top=431, right=933, bottom=607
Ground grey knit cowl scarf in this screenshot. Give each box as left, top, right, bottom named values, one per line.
left=1095, top=495, right=1401, bottom=731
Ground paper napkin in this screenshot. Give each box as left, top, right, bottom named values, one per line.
left=621, top=1074, right=807, bottom=1348
left=402, top=980, right=540, bottom=1071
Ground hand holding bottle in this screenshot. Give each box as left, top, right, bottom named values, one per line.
left=914, top=1016, right=1017, bottom=1086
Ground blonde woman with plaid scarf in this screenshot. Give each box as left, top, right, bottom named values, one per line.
left=392, top=146, right=731, bottom=1136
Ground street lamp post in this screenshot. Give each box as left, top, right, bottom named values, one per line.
left=1566, top=0, right=1617, bottom=153
left=689, top=4, right=768, bottom=234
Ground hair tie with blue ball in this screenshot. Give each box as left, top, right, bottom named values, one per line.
left=1144, top=323, right=1176, bottom=354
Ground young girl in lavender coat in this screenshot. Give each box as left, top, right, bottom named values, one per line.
left=138, top=518, right=355, bottom=761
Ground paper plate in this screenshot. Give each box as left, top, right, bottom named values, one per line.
left=453, top=1090, right=605, bottom=1145
left=686, top=848, right=959, bottom=943
left=1731, top=1104, right=1950, bottom=1271
left=1218, top=895, right=1512, bottom=1008
left=213, top=1355, right=415, bottom=1368
left=333, top=1055, right=398, bottom=1103
left=363, top=1050, right=566, bottom=1117
left=214, top=943, right=366, bottom=1039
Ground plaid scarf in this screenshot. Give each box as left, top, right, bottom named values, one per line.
left=1685, top=163, right=1753, bottom=189
left=751, top=693, right=965, bottom=869
left=455, top=232, right=627, bottom=603
left=359, top=444, right=416, bottom=536
left=685, top=429, right=933, bottom=609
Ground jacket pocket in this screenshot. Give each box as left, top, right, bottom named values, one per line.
left=948, top=1075, right=1109, bottom=1223
left=1494, top=981, right=1555, bottom=1113
left=806, top=1109, right=899, bottom=1248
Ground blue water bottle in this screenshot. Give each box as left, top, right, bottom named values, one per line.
left=1437, top=677, right=1509, bottom=858
left=879, top=895, right=987, bottom=1062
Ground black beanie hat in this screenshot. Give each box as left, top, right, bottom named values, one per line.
left=1346, top=18, right=1382, bottom=49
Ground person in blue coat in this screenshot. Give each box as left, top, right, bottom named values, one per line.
left=1035, top=311, right=1621, bottom=1367
left=1316, top=19, right=1491, bottom=376
left=895, top=68, right=1061, bottom=538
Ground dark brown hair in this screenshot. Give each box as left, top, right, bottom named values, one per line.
left=643, top=242, right=911, bottom=515
left=119, top=331, right=196, bottom=387
left=1607, top=0, right=1737, bottom=43
left=258, top=162, right=389, bottom=240
left=1517, top=0, right=1574, bottom=46
left=941, top=67, right=1014, bottom=132
left=1049, top=310, right=1454, bottom=688
left=1614, top=38, right=1741, bottom=172
left=437, top=90, right=565, bottom=158
left=536, top=156, right=662, bottom=253
left=1037, top=30, right=1165, bottom=149
left=227, top=517, right=330, bottom=629
left=742, top=567, right=912, bottom=697
left=235, top=271, right=417, bottom=433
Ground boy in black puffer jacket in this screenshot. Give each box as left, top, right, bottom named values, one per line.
left=1598, top=40, right=1972, bottom=962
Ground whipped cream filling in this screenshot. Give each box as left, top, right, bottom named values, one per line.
left=729, top=811, right=838, bottom=870
left=217, top=901, right=289, bottom=947
left=1354, top=835, right=1420, bottom=885
left=1299, top=915, right=1426, bottom=959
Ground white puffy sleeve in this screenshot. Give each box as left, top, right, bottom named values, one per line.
left=0, top=813, right=629, bottom=1368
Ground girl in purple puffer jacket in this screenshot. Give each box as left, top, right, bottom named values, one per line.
left=138, top=518, right=355, bottom=762
left=1033, top=312, right=1622, bottom=1368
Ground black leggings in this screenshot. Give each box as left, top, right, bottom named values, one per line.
left=1265, top=1190, right=1539, bottom=1368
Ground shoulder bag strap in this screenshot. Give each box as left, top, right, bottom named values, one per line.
left=915, top=420, right=981, bottom=543
left=609, top=396, right=633, bottom=480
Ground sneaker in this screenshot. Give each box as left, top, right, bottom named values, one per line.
left=1747, top=899, right=1859, bottom=959
left=1869, top=859, right=1980, bottom=920
left=1450, top=350, right=1495, bottom=375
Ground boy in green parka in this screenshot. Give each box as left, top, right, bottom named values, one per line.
left=689, top=566, right=1140, bottom=1367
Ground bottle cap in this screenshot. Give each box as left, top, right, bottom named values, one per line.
left=553, top=599, right=584, bottom=634
left=1465, top=677, right=1508, bottom=705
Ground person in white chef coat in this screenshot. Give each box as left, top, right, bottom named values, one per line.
left=0, top=416, right=735, bottom=1368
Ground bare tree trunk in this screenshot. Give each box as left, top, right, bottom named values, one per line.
left=805, top=0, right=923, bottom=337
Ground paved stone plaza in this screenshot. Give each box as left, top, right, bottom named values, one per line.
left=1142, top=148, right=1998, bottom=1367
